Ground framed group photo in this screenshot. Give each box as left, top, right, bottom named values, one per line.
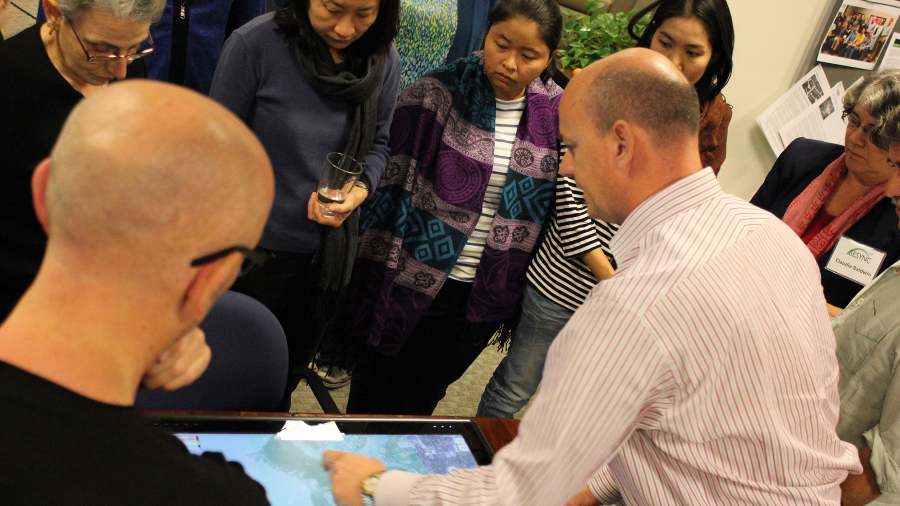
left=819, top=0, right=900, bottom=70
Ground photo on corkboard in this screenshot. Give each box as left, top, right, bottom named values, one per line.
left=819, top=0, right=900, bottom=70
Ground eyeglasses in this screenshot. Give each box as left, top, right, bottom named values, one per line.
left=843, top=110, right=878, bottom=137
left=843, top=109, right=884, bottom=145
left=67, top=18, right=154, bottom=64
left=190, top=246, right=268, bottom=277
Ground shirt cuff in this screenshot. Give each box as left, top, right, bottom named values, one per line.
left=374, top=470, right=424, bottom=506
left=864, top=425, right=900, bottom=494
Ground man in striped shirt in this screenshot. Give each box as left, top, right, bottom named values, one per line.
left=325, top=48, right=861, bottom=506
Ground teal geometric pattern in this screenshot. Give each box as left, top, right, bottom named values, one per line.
left=404, top=211, right=463, bottom=269
left=362, top=185, right=466, bottom=273
left=361, top=185, right=411, bottom=234
left=501, top=171, right=555, bottom=225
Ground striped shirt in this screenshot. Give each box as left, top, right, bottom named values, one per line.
left=450, top=97, right=525, bottom=282
left=375, top=169, right=861, bottom=506
left=527, top=175, right=619, bottom=311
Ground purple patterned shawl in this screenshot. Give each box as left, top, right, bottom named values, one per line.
left=327, top=52, right=562, bottom=357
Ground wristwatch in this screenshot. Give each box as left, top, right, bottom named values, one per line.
left=361, top=470, right=384, bottom=506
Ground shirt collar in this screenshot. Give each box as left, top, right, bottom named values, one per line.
left=610, top=168, right=721, bottom=269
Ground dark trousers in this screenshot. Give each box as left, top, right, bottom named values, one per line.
left=230, top=250, right=328, bottom=373
left=346, top=280, right=495, bottom=416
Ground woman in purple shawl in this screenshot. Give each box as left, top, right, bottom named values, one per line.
left=323, top=0, right=564, bottom=415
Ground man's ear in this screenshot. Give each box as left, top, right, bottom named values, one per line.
left=32, top=158, right=52, bottom=234
left=610, top=120, right=636, bottom=176
left=179, top=253, right=242, bottom=325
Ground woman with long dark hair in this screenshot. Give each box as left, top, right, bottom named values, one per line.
left=630, top=0, right=734, bottom=174
left=323, top=0, right=565, bottom=416
left=209, top=0, right=402, bottom=400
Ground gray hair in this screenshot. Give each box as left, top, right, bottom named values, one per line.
left=844, top=69, right=900, bottom=149
left=58, top=0, right=165, bottom=23
left=588, top=66, right=700, bottom=146
left=880, top=105, right=900, bottom=149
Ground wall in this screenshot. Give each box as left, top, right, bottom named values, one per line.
left=717, top=0, right=832, bottom=200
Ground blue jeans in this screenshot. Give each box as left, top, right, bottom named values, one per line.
left=477, top=284, right=575, bottom=418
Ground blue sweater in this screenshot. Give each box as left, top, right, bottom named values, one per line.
left=210, top=13, right=401, bottom=253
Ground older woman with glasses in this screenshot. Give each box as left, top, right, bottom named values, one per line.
left=0, top=0, right=162, bottom=320
left=752, top=69, right=900, bottom=317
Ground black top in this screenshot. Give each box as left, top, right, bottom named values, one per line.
left=0, top=360, right=270, bottom=505
left=0, top=24, right=146, bottom=319
left=750, top=138, right=900, bottom=308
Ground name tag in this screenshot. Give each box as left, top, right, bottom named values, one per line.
left=825, top=236, right=886, bottom=286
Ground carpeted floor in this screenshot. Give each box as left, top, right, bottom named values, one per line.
left=289, top=345, right=535, bottom=419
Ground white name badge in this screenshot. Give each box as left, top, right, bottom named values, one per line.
left=825, top=236, right=886, bottom=286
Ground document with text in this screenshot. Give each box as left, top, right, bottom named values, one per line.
left=757, top=65, right=832, bottom=156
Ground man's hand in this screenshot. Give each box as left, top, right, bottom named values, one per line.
left=308, top=184, right=368, bottom=227
left=827, top=303, right=844, bottom=319
left=141, top=327, right=211, bottom=391
left=323, top=451, right=387, bottom=506
left=565, top=486, right=601, bottom=506
left=841, top=446, right=881, bottom=506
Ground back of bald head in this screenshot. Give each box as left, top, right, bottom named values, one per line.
left=45, top=80, right=273, bottom=273
left=582, top=48, right=700, bottom=146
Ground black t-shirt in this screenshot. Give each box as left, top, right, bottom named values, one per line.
left=0, top=24, right=146, bottom=319
left=0, top=360, right=270, bottom=505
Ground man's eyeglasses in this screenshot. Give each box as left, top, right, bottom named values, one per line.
left=67, top=18, right=154, bottom=64
left=190, top=246, right=268, bottom=277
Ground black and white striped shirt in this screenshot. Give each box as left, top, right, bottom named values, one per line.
left=526, top=176, right=619, bottom=311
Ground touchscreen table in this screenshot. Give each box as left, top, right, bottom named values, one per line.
left=150, top=415, right=493, bottom=506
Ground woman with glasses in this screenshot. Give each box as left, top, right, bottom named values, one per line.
left=208, top=0, right=401, bottom=394
left=0, top=0, right=162, bottom=320
left=752, top=69, right=900, bottom=316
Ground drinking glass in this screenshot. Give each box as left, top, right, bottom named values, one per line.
left=317, top=152, right=363, bottom=218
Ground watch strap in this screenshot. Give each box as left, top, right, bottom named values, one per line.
left=361, top=470, right=385, bottom=505
left=354, top=179, right=370, bottom=193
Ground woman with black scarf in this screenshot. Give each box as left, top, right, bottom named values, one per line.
left=208, top=0, right=401, bottom=395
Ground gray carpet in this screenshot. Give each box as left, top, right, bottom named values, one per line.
left=289, top=345, right=535, bottom=418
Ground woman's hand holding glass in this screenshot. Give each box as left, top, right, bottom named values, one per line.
left=309, top=151, right=367, bottom=227
left=307, top=183, right=368, bottom=227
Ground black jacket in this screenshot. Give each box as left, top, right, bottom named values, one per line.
left=750, top=138, right=900, bottom=308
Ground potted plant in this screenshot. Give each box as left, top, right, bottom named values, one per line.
left=558, top=0, right=650, bottom=73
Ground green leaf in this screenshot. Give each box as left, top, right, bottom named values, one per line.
left=559, top=7, right=644, bottom=71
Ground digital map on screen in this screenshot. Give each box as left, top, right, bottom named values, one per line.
left=177, top=433, right=478, bottom=506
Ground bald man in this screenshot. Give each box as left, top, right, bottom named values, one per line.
left=0, top=81, right=274, bottom=505
left=325, top=49, right=861, bottom=506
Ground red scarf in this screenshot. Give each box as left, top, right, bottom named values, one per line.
left=782, top=154, right=885, bottom=259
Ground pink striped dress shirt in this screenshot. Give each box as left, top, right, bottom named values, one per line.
left=374, top=169, right=861, bottom=506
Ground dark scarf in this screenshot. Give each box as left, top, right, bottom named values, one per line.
left=294, top=38, right=386, bottom=320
